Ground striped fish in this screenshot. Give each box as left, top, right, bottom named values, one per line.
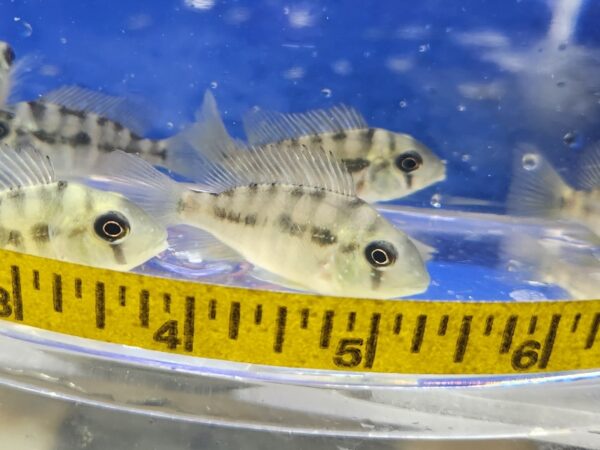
left=97, top=138, right=430, bottom=299
left=508, top=143, right=600, bottom=238
left=241, top=98, right=446, bottom=203
left=0, top=85, right=187, bottom=177
left=0, top=144, right=167, bottom=270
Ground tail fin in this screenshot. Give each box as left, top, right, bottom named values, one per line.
left=164, top=89, right=241, bottom=181
left=92, top=151, right=185, bottom=225
left=507, top=147, right=573, bottom=219
left=577, top=141, right=600, bottom=190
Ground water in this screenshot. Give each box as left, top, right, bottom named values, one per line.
left=0, top=0, right=600, bottom=448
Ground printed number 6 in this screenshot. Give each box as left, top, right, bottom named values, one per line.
left=333, top=338, right=364, bottom=368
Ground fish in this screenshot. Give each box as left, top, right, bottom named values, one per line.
left=95, top=133, right=430, bottom=298
left=0, top=144, right=167, bottom=270
left=507, top=144, right=600, bottom=237
left=240, top=98, right=446, bottom=203
left=0, top=84, right=183, bottom=176
left=0, top=43, right=217, bottom=180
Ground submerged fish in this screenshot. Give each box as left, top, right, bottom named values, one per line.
left=0, top=144, right=167, bottom=270
left=508, top=144, right=600, bottom=237
left=0, top=85, right=186, bottom=176
left=97, top=139, right=430, bottom=298
left=240, top=98, right=446, bottom=203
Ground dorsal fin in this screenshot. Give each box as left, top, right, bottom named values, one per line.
left=242, top=104, right=368, bottom=146
left=181, top=102, right=356, bottom=195
left=40, top=85, right=152, bottom=135
left=0, top=144, right=55, bottom=190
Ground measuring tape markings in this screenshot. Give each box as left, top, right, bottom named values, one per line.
left=0, top=249, right=598, bottom=374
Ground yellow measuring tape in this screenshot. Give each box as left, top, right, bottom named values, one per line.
left=0, top=248, right=597, bottom=375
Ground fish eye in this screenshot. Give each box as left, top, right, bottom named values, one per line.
left=3, top=46, right=15, bottom=66
left=94, top=211, right=130, bottom=242
left=365, top=241, right=397, bottom=268
left=394, top=151, right=423, bottom=173
left=0, top=122, right=9, bottom=139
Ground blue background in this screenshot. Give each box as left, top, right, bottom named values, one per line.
left=1, top=0, right=599, bottom=207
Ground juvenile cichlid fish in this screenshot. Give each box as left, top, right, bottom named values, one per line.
left=96, top=137, right=430, bottom=298
left=241, top=99, right=446, bottom=203
left=508, top=143, right=600, bottom=237
left=0, top=144, right=167, bottom=270
left=0, top=85, right=184, bottom=176
left=0, top=43, right=204, bottom=176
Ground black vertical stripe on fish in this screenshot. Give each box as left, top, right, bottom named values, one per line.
left=8, top=230, right=23, bottom=249
left=362, top=128, right=376, bottom=144
left=69, top=131, right=91, bottom=146
left=111, top=244, right=126, bottom=265
left=332, top=131, right=347, bottom=141
left=405, top=173, right=413, bottom=189
left=28, top=101, right=47, bottom=124
left=371, top=268, right=383, bottom=290
left=342, top=158, right=371, bottom=173
left=31, top=223, right=50, bottom=243
left=2, top=45, right=15, bottom=66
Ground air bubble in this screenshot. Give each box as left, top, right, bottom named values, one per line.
left=563, top=131, right=582, bottom=149
left=461, top=153, right=471, bottom=162
left=430, top=193, right=442, bottom=208
left=457, top=104, right=466, bottom=112
left=166, top=122, right=174, bottom=130
left=521, top=153, right=539, bottom=171
left=14, top=17, right=33, bottom=37
left=321, top=88, right=332, bottom=98
left=210, top=81, right=218, bottom=89
left=399, top=100, right=408, bottom=108
left=60, top=37, right=67, bottom=44
left=509, top=289, right=547, bottom=301
left=418, top=44, right=430, bottom=53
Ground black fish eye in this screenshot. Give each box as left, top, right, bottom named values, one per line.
left=365, top=241, right=397, bottom=268
left=0, top=122, right=9, bottom=139
left=3, top=46, right=15, bottom=66
left=394, top=151, right=423, bottom=173
left=94, top=211, right=130, bottom=242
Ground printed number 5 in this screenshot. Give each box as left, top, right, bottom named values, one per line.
left=333, top=338, right=364, bottom=368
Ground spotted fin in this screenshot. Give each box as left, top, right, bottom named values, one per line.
left=168, top=225, right=242, bottom=263
left=507, top=148, right=572, bottom=218
left=177, top=92, right=356, bottom=196
left=577, top=142, right=600, bottom=190
left=243, top=104, right=368, bottom=146
left=41, top=86, right=153, bottom=135
left=93, top=151, right=184, bottom=225
left=0, top=144, right=55, bottom=190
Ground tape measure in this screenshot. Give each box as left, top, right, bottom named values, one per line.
left=0, top=248, right=598, bottom=375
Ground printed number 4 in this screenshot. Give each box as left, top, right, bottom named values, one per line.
left=153, top=320, right=181, bottom=349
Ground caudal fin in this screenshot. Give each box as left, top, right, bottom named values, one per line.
left=577, top=141, right=600, bottom=190
left=165, top=89, right=241, bottom=181
left=507, top=147, right=572, bottom=219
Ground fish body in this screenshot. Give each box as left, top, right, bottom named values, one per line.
left=178, top=183, right=428, bottom=297
left=242, top=102, right=446, bottom=202
left=508, top=143, right=600, bottom=237
left=99, top=141, right=430, bottom=298
left=0, top=145, right=167, bottom=270
left=0, top=90, right=170, bottom=176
